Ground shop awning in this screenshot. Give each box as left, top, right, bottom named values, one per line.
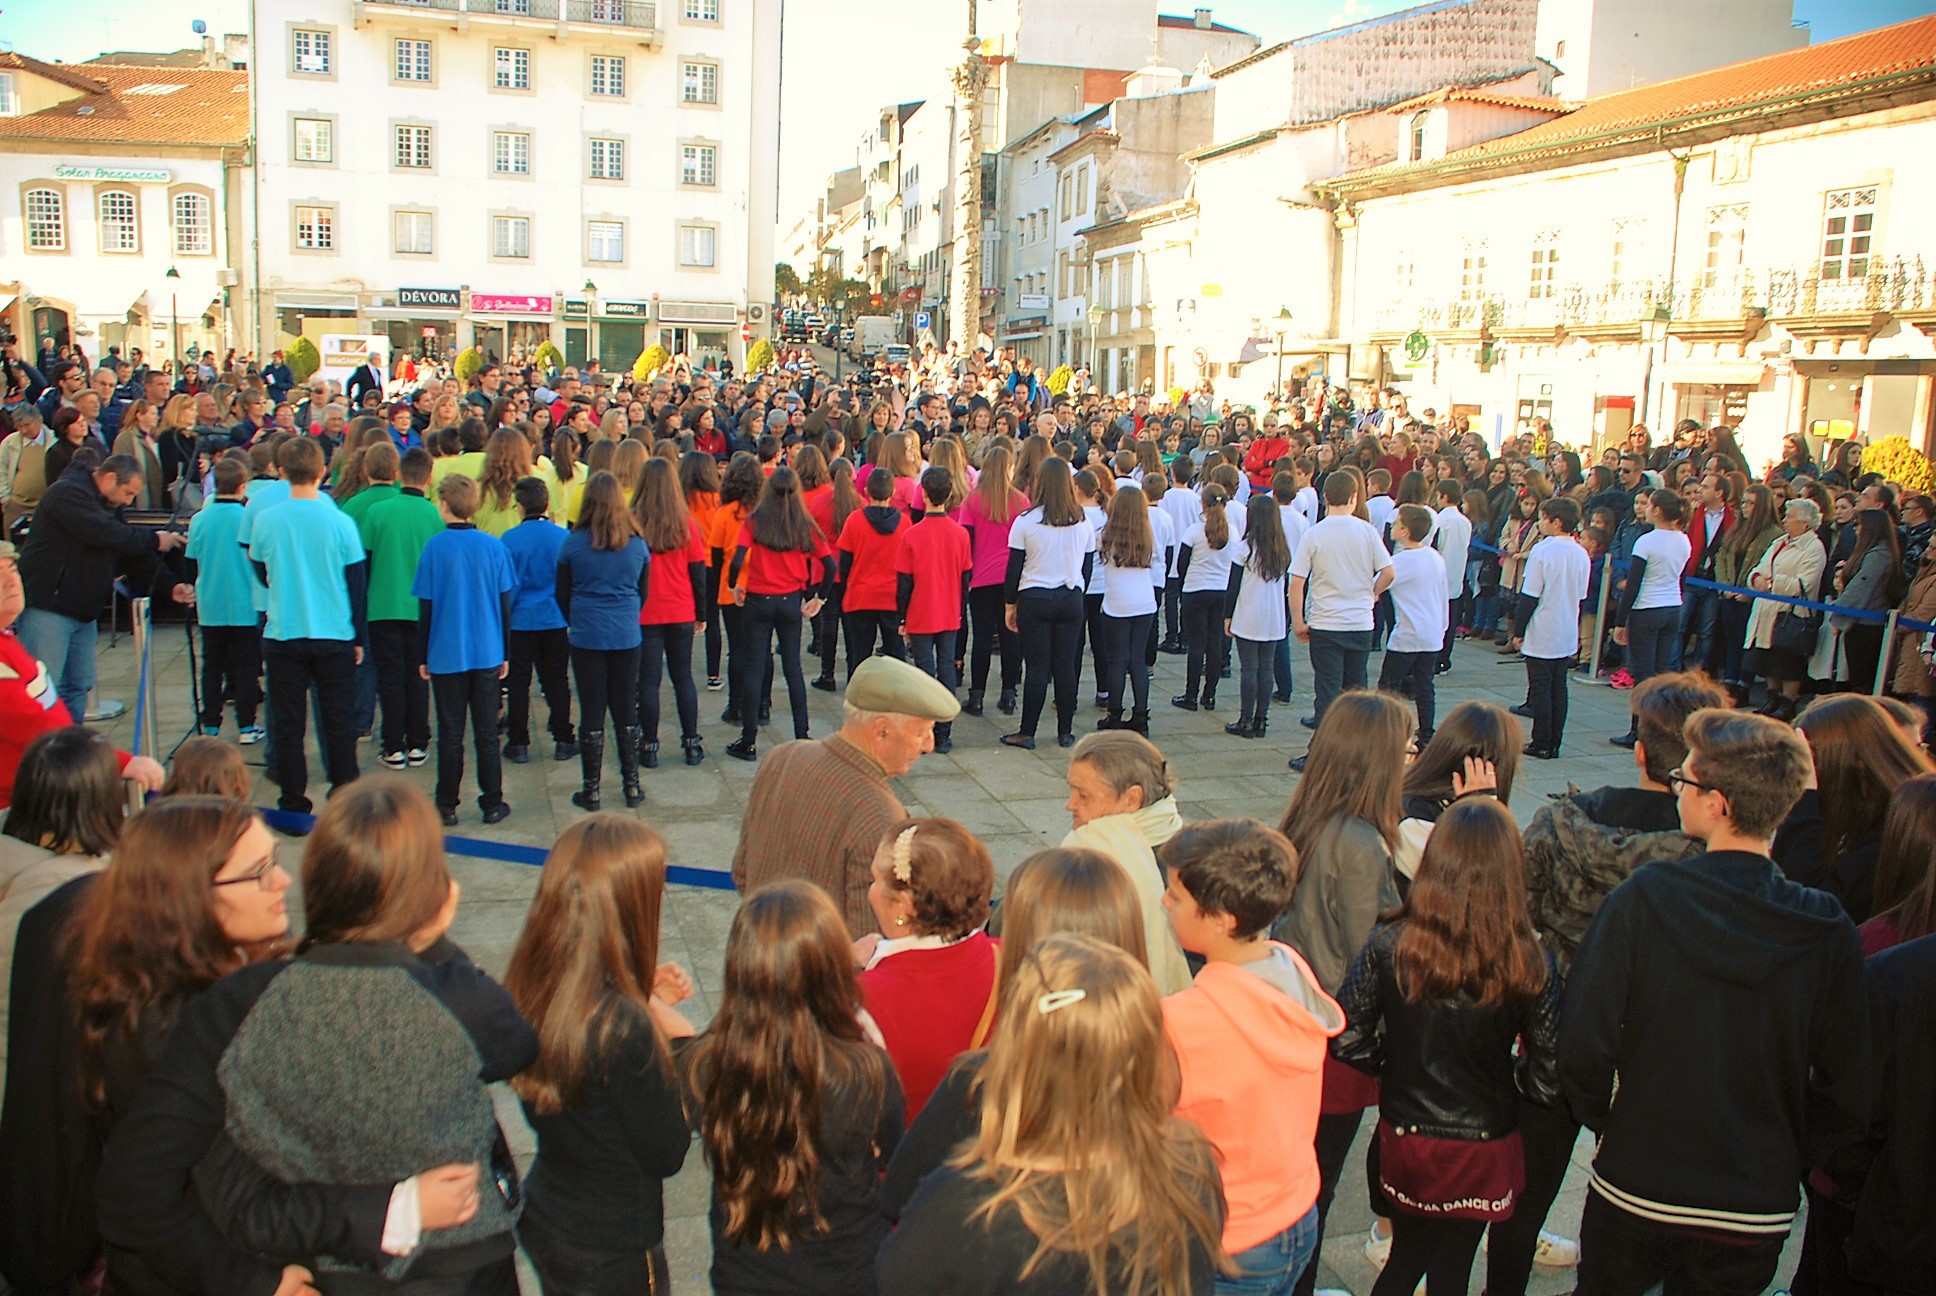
left=274, top=292, right=360, bottom=312
left=363, top=306, right=457, bottom=320
left=1657, top=360, right=1768, bottom=386
left=999, top=332, right=1044, bottom=343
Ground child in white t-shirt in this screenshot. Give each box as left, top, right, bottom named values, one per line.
left=1223, top=494, right=1294, bottom=739
left=1507, top=497, right=1592, bottom=759
left=1376, top=504, right=1451, bottom=744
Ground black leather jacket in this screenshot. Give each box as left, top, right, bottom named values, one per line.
left=1332, top=922, right=1562, bottom=1140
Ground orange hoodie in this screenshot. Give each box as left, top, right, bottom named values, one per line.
left=1162, top=942, right=1343, bottom=1253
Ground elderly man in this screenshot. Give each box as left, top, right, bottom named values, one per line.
left=731, top=654, right=957, bottom=935
left=1060, top=731, right=1191, bottom=993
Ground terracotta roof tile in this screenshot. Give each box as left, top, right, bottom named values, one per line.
left=0, top=59, right=247, bottom=148
left=1336, top=14, right=1936, bottom=186
left=1383, top=84, right=1567, bottom=115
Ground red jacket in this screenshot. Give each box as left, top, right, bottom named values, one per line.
left=1244, top=436, right=1293, bottom=491
left=0, top=633, right=131, bottom=808
left=1685, top=503, right=1736, bottom=576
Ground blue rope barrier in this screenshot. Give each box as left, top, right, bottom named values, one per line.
left=256, top=806, right=740, bottom=892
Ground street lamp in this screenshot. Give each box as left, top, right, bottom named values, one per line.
left=1272, top=306, right=1293, bottom=404
left=165, top=266, right=181, bottom=379
left=1086, top=304, right=1103, bottom=385
left=583, top=279, right=598, bottom=373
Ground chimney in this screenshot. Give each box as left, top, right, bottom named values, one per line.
left=200, top=34, right=217, bottom=67
left=1193, top=8, right=1212, bottom=29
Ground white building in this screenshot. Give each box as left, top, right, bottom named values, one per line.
left=248, top=0, right=779, bottom=373
left=1154, top=10, right=1261, bottom=74
left=996, top=113, right=1082, bottom=365
left=0, top=53, right=249, bottom=369
left=1535, top=0, right=1806, bottom=100
left=1328, top=15, right=1936, bottom=462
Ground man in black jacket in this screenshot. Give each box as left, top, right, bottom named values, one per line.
left=15, top=452, right=191, bottom=720
left=1560, top=708, right=1870, bottom=1296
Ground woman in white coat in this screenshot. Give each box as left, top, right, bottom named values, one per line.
left=1744, top=496, right=1827, bottom=722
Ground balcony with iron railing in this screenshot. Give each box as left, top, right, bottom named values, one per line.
left=357, top=0, right=659, bottom=35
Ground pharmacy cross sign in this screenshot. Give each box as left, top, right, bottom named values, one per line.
left=1404, top=329, right=1431, bottom=362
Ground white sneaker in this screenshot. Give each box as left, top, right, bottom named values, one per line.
left=1532, top=1229, right=1580, bottom=1268
left=1363, top=1221, right=1393, bottom=1268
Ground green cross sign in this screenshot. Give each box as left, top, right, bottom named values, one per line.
left=1403, top=330, right=1430, bottom=362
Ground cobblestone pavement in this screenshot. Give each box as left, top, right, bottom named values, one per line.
left=85, top=616, right=1800, bottom=1294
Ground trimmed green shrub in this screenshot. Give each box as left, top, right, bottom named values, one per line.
left=285, top=336, right=320, bottom=386
left=633, top=343, right=670, bottom=383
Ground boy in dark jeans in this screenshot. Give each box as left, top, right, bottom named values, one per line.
left=359, top=447, right=442, bottom=769
left=1505, top=498, right=1589, bottom=760
left=1375, top=503, right=1448, bottom=744
left=497, top=477, right=577, bottom=764
left=411, top=474, right=515, bottom=826
left=185, top=455, right=264, bottom=742
left=895, top=467, right=972, bottom=752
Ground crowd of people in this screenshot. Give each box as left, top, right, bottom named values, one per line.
left=0, top=333, right=1932, bottom=1294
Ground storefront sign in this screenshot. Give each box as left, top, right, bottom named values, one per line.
left=53, top=164, right=171, bottom=183
left=1017, top=293, right=1051, bottom=311
left=471, top=292, right=554, bottom=316
left=599, top=299, right=650, bottom=318
left=317, top=333, right=389, bottom=390
left=398, top=287, right=461, bottom=309
left=562, top=299, right=590, bottom=320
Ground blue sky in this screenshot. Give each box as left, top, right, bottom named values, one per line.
left=0, top=0, right=1927, bottom=217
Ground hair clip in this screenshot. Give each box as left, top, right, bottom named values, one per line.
left=1036, top=988, right=1087, bottom=1016
left=891, top=824, right=918, bottom=884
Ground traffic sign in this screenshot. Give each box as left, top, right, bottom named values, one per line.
left=914, top=311, right=932, bottom=332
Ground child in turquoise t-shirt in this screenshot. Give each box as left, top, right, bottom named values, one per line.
left=184, top=455, right=263, bottom=742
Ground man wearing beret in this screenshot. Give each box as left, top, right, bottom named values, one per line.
left=731, top=655, right=958, bottom=935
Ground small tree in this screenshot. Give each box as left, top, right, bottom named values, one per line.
left=633, top=343, right=670, bottom=383
left=746, top=338, right=776, bottom=373
left=774, top=263, right=803, bottom=298
left=1047, top=364, right=1073, bottom=397
left=285, top=336, right=321, bottom=385
left=452, top=345, right=483, bottom=385
left=532, top=340, right=564, bottom=375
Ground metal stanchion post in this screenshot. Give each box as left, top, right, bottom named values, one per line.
left=128, top=597, right=155, bottom=812
left=1874, top=608, right=1900, bottom=697
left=1585, top=554, right=1613, bottom=679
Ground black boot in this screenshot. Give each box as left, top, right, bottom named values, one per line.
left=618, top=726, right=646, bottom=808
left=571, top=731, right=605, bottom=811
left=683, top=734, right=705, bottom=765
left=1096, top=709, right=1124, bottom=730
left=1200, top=689, right=1217, bottom=711
left=997, top=688, right=1016, bottom=715
left=963, top=689, right=985, bottom=717
left=641, top=740, right=660, bottom=769
left=933, top=721, right=954, bottom=754
left=1129, top=708, right=1150, bottom=735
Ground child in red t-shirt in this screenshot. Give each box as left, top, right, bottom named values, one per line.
left=895, top=468, right=972, bottom=752
left=837, top=469, right=909, bottom=678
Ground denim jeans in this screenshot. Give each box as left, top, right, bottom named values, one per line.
left=907, top=628, right=960, bottom=691
left=1218, top=1206, right=1320, bottom=1296
left=431, top=667, right=504, bottom=811
left=1625, top=604, right=1682, bottom=689
left=1681, top=585, right=1722, bottom=674
left=15, top=607, right=97, bottom=721
left=1234, top=635, right=1277, bottom=724
left=1308, top=628, right=1373, bottom=722
left=1273, top=635, right=1294, bottom=697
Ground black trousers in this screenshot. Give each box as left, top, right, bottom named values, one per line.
left=571, top=645, right=639, bottom=735
left=1081, top=591, right=1107, bottom=694
left=264, top=637, right=360, bottom=815
left=432, top=668, right=504, bottom=811
left=1574, top=1191, right=1786, bottom=1296
left=1294, top=1109, right=1369, bottom=1296
left=1234, top=635, right=1277, bottom=723
left=1375, top=1216, right=1487, bottom=1296
left=1526, top=653, right=1569, bottom=751
left=701, top=570, right=723, bottom=678
left=1180, top=589, right=1227, bottom=699
left=506, top=627, right=573, bottom=746
left=371, top=619, right=431, bottom=756
left=1163, top=574, right=1183, bottom=645
left=740, top=592, right=809, bottom=742
left=1485, top=1098, right=1580, bottom=1296
left=522, top=1229, right=671, bottom=1296
left=843, top=606, right=906, bottom=678
left=1379, top=649, right=1439, bottom=739
left=814, top=582, right=845, bottom=681
left=199, top=623, right=262, bottom=729
left=720, top=603, right=772, bottom=718
left=639, top=621, right=700, bottom=745
left=1100, top=612, right=1155, bottom=713
left=967, top=583, right=1020, bottom=693
left=1016, top=586, right=1083, bottom=739
left=1844, top=622, right=1887, bottom=694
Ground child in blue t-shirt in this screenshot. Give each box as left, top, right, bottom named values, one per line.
left=411, top=473, right=516, bottom=826
left=496, top=477, right=577, bottom=764
left=184, top=455, right=264, bottom=743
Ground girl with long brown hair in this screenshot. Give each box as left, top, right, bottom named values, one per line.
left=1786, top=694, right=1932, bottom=922
left=1334, top=797, right=1559, bottom=1296
left=958, top=442, right=1029, bottom=716
left=878, top=933, right=1227, bottom=1296
left=711, top=452, right=769, bottom=724
left=808, top=454, right=865, bottom=688
left=1863, top=771, right=1936, bottom=952
left=926, top=437, right=974, bottom=510
left=632, top=457, right=709, bottom=769
left=1274, top=688, right=1411, bottom=1286
left=680, top=450, right=725, bottom=687
left=1094, top=485, right=1163, bottom=733
left=1013, top=433, right=1053, bottom=502
left=550, top=427, right=586, bottom=524
left=506, top=814, right=695, bottom=1294
left=610, top=437, right=649, bottom=507
left=95, top=780, right=536, bottom=1294
left=1222, top=493, right=1293, bottom=740
left=684, top=880, right=903, bottom=1295
left=1002, top=456, right=1096, bottom=750
left=558, top=472, right=651, bottom=810
left=1172, top=482, right=1235, bottom=713
left=473, top=426, right=532, bottom=536
left=726, top=465, right=834, bottom=760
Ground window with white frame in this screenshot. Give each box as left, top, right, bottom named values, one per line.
left=1702, top=204, right=1748, bottom=289
left=173, top=192, right=212, bottom=255
left=682, top=61, right=717, bottom=103
left=1409, top=111, right=1429, bottom=163
left=394, top=210, right=434, bottom=254
left=679, top=224, right=715, bottom=267
left=0, top=72, right=17, bottom=116
left=292, top=29, right=331, bottom=74
left=1077, top=165, right=1089, bottom=216
left=493, top=215, right=531, bottom=258
left=494, top=131, right=531, bottom=175
left=1820, top=187, right=1877, bottom=281
left=683, top=0, right=718, bottom=19
left=496, top=0, right=530, bottom=12
left=589, top=137, right=624, bottom=179
left=395, top=124, right=432, bottom=168
left=1610, top=217, right=1645, bottom=287
left=590, top=0, right=626, bottom=19
left=1459, top=246, right=1487, bottom=302
left=1393, top=250, right=1414, bottom=297
left=25, top=188, right=65, bottom=250
left=591, top=54, right=625, bottom=96
left=395, top=38, right=431, bottom=82
left=680, top=143, right=717, bottom=186
left=1528, top=234, right=1559, bottom=300
left=295, top=204, right=334, bottom=250
left=294, top=117, right=333, bottom=162
left=589, top=220, right=624, bottom=262
left=495, top=47, right=530, bottom=89
left=98, top=191, right=138, bottom=253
